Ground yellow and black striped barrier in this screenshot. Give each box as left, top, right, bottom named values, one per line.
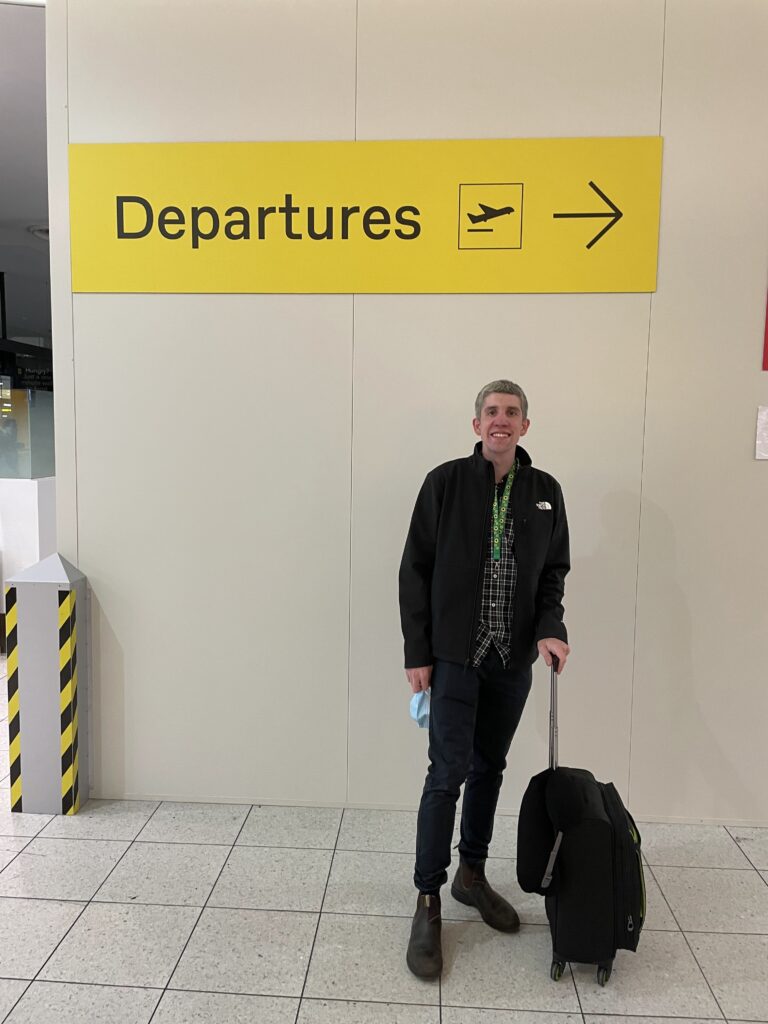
left=59, top=589, right=80, bottom=815
left=6, top=587, right=22, bottom=812
left=5, top=555, right=89, bottom=815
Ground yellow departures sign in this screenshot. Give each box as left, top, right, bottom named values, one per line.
left=69, top=137, right=662, bottom=294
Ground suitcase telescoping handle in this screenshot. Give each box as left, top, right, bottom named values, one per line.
left=549, top=655, right=559, bottom=771
left=541, top=654, right=563, bottom=891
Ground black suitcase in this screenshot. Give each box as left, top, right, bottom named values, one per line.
left=516, top=660, right=646, bottom=985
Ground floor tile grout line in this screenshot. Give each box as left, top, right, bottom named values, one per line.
left=0, top=963, right=762, bottom=1019
left=333, top=847, right=517, bottom=860
left=144, top=803, right=255, bottom=1024
left=5, top=834, right=334, bottom=847
left=7, top=892, right=767, bottom=935
left=0, top=975, right=458, bottom=1011
left=723, top=824, right=767, bottom=878
left=22, top=900, right=90, bottom=988
left=20, top=835, right=153, bottom=987
left=645, top=863, right=728, bottom=1021
left=5, top=835, right=496, bottom=854
left=20, top=800, right=167, bottom=996
left=681, top=928, right=768, bottom=936
left=0, top=836, right=33, bottom=877
left=0, top=815, right=56, bottom=844
left=0, top=979, right=32, bottom=1024
left=0, top=976, right=165, bottom=991
left=37, top=799, right=163, bottom=843
left=443, top=1010, right=730, bottom=1021
left=583, top=1018, right=734, bottom=1023
left=644, top=862, right=759, bottom=872
left=12, top=834, right=238, bottom=848
left=567, top=960, right=587, bottom=1024
left=86, top=801, right=166, bottom=904
left=4, top=805, right=768, bottom=993
left=0, top=968, right=756, bottom=1021
left=293, top=809, right=347, bottom=1024
left=131, top=797, right=245, bottom=844
left=0, top=836, right=518, bottom=856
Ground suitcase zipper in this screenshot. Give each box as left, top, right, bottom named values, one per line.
left=628, top=819, right=647, bottom=926
left=637, top=850, right=646, bottom=923
left=599, top=786, right=622, bottom=950
left=602, top=784, right=645, bottom=951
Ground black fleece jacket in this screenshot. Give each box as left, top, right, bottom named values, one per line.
left=399, top=442, right=570, bottom=669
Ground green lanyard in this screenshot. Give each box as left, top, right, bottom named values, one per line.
left=492, top=462, right=516, bottom=561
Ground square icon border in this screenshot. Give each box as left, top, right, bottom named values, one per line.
left=457, top=182, right=525, bottom=251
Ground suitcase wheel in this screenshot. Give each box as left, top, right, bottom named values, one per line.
left=597, top=963, right=613, bottom=986
left=550, top=958, right=566, bottom=982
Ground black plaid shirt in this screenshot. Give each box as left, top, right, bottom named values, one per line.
left=473, top=468, right=518, bottom=668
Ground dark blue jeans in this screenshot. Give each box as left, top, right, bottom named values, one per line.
left=414, top=647, right=532, bottom=893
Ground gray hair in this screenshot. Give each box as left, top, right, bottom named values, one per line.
left=474, top=380, right=528, bottom=420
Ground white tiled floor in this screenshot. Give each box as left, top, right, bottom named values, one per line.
left=2, top=667, right=768, bottom=1022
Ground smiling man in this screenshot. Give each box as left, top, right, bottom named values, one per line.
left=399, top=379, right=571, bottom=978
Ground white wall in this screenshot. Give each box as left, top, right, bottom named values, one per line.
left=0, top=477, right=57, bottom=602
left=47, top=0, right=768, bottom=822
left=631, top=0, right=768, bottom=823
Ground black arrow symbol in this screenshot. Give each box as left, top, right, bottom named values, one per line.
left=553, top=181, right=623, bottom=249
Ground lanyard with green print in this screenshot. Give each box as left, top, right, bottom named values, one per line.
left=492, top=461, right=516, bottom=561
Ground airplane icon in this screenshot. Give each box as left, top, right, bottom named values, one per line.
left=467, top=203, right=515, bottom=224
left=459, top=182, right=523, bottom=249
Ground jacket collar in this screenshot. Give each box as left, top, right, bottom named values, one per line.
left=472, top=440, right=532, bottom=475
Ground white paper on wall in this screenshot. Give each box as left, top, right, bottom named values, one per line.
left=756, top=407, right=768, bottom=460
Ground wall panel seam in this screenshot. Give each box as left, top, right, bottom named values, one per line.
left=628, top=0, right=667, bottom=805
left=354, top=0, right=359, bottom=141
left=658, top=0, right=668, bottom=135
left=47, top=0, right=79, bottom=562
left=346, top=296, right=355, bottom=804
left=346, top=0, right=360, bottom=802
left=67, top=0, right=80, bottom=566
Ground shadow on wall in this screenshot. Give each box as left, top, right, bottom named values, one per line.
left=89, top=591, right=125, bottom=798
left=632, top=496, right=756, bottom=817
left=529, top=489, right=641, bottom=792
left=528, top=489, right=752, bottom=815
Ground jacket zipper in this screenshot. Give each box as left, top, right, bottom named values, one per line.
left=465, top=476, right=494, bottom=668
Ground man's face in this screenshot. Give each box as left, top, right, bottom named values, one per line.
left=472, top=392, right=530, bottom=455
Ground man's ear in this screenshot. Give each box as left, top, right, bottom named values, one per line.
left=520, top=418, right=530, bottom=437
left=472, top=417, right=481, bottom=437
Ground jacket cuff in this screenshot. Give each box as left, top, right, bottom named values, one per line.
left=534, top=619, right=568, bottom=645
left=404, top=642, right=433, bottom=669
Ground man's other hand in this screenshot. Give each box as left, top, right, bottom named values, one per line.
left=406, top=666, right=433, bottom=693
left=537, top=638, right=570, bottom=673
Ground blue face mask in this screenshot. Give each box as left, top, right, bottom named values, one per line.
left=409, top=689, right=430, bottom=728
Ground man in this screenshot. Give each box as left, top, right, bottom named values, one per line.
left=399, top=379, right=570, bottom=978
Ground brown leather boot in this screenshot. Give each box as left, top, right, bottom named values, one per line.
left=451, top=858, right=520, bottom=932
left=406, top=893, right=442, bottom=978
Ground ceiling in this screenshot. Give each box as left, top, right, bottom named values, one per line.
left=0, top=2, right=50, bottom=343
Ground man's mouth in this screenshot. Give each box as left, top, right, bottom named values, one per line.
left=490, top=432, right=511, bottom=438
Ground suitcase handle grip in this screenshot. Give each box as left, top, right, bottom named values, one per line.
left=549, top=656, right=559, bottom=770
